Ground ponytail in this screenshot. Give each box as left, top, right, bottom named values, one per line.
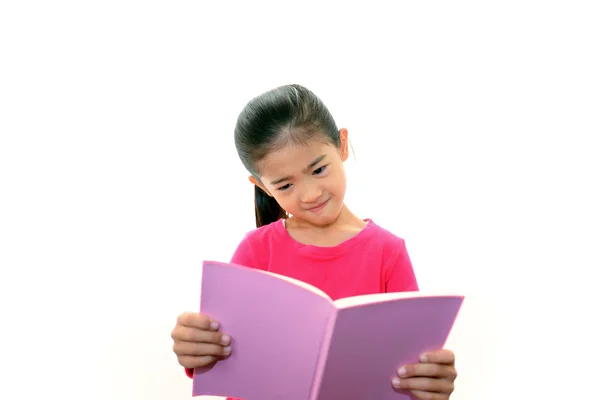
left=254, top=185, right=287, bottom=228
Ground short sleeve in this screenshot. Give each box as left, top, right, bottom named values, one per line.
left=230, top=234, right=265, bottom=270
left=385, top=240, right=419, bottom=293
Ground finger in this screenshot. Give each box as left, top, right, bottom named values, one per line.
left=419, top=349, right=455, bottom=365
left=398, top=364, right=457, bottom=381
left=392, top=376, right=454, bottom=394
left=177, top=312, right=219, bottom=331
left=173, top=341, right=232, bottom=357
left=408, top=389, right=450, bottom=400
left=172, top=325, right=230, bottom=345
left=177, top=355, right=218, bottom=369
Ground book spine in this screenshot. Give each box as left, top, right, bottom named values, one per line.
left=308, top=311, right=338, bottom=400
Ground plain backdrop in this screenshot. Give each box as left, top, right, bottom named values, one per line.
left=1, top=1, right=599, bottom=399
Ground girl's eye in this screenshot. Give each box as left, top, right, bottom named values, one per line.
left=314, top=165, right=327, bottom=175
left=278, top=183, right=292, bottom=191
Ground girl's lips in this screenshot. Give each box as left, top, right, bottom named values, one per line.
left=308, top=199, right=329, bottom=212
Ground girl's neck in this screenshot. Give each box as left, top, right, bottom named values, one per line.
left=284, top=204, right=367, bottom=247
left=285, top=204, right=366, bottom=232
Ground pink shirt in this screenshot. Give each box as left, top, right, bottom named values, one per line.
left=186, top=218, right=419, bottom=398
left=230, top=218, right=419, bottom=298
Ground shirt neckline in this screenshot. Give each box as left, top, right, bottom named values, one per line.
left=275, top=218, right=378, bottom=259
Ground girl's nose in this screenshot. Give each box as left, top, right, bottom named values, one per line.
left=300, top=183, right=322, bottom=204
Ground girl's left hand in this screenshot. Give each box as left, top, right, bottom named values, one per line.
left=391, top=349, right=457, bottom=400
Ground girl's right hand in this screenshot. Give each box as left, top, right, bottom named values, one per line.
left=171, top=312, right=232, bottom=369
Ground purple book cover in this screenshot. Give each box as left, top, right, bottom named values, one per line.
left=192, top=261, right=463, bottom=400
left=313, top=296, right=463, bottom=400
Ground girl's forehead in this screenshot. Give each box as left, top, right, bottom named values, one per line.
left=257, top=140, right=335, bottom=176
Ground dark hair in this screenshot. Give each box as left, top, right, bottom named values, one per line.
left=234, top=84, right=341, bottom=228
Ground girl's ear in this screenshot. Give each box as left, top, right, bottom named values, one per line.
left=339, top=128, right=349, bottom=162
left=248, top=175, right=273, bottom=197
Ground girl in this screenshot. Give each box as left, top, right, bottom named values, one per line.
left=171, top=84, right=458, bottom=400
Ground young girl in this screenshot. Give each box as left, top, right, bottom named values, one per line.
left=171, top=84, right=458, bottom=399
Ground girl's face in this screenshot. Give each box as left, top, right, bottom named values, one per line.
left=250, top=129, right=349, bottom=227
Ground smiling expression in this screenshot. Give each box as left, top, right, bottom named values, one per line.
left=250, top=129, right=349, bottom=226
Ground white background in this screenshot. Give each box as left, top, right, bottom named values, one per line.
left=1, top=1, right=599, bottom=399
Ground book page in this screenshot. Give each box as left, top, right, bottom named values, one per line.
left=333, top=291, right=459, bottom=309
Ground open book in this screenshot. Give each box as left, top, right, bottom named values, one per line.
left=192, top=261, right=464, bottom=400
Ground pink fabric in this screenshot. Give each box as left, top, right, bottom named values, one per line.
left=230, top=219, right=419, bottom=299
left=189, top=218, right=419, bottom=400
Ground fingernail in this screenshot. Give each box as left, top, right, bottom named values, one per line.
left=223, top=346, right=231, bottom=354
left=420, top=354, right=428, bottom=362
left=392, top=377, right=401, bottom=387
left=220, top=335, right=231, bottom=345
left=397, top=367, right=406, bottom=377
left=210, top=321, right=219, bottom=330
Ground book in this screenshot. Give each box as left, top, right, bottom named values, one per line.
left=192, top=261, right=464, bottom=400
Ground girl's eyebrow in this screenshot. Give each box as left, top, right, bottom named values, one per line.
left=305, top=154, right=327, bottom=170
left=270, top=154, right=327, bottom=185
